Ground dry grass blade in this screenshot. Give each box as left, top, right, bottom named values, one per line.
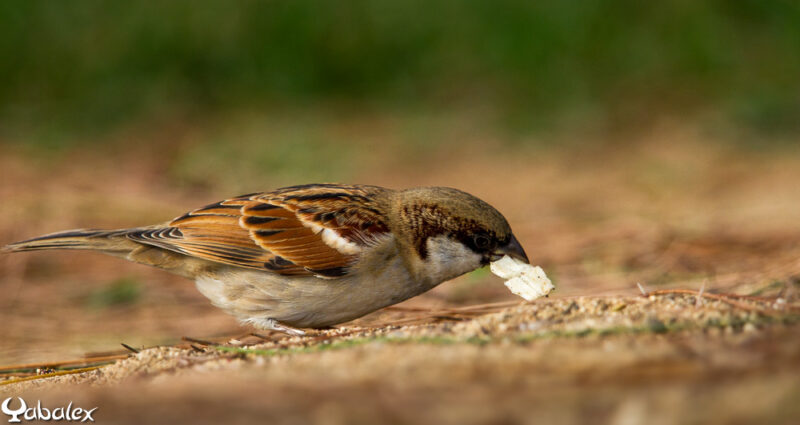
left=0, top=365, right=107, bottom=387
left=384, top=300, right=520, bottom=314
left=121, top=343, right=140, bottom=353
left=181, top=336, right=219, bottom=346
left=0, top=354, right=129, bottom=374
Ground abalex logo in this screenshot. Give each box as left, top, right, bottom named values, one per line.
left=1, top=397, right=97, bottom=423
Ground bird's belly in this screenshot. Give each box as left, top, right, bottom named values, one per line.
left=194, top=257, right=433, bottom=328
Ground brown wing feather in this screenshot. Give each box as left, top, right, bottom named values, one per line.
left=242, top=185, right=391, bottom=276
left=127, top=185, right=391, bottom=278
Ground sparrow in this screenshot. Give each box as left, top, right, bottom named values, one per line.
left=3, top=184, right=529, bottom=335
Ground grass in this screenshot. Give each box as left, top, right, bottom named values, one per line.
left=1, top=0, right=799, bottom=147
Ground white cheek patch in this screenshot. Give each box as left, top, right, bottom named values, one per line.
left=490, top=255, right=554, bottom=301
left=422, top=236, right=484, bottom=283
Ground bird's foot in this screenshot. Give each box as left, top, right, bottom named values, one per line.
left=271, top=322, right=306, bottom=336
left=253, top=318, right=307, bottom=336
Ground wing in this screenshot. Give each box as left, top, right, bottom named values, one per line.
left=127, top=184, right=391, bottom=278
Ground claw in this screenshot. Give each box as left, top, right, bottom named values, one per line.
left=249, top=317, right=307, bottom=336
left=271, top=322, right=306, bottom=336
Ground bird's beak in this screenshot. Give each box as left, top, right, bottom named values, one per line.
left=493, top=234, right=530, bottom=264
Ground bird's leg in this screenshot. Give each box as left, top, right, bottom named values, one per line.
left=259, top=318, right=307, bottom=336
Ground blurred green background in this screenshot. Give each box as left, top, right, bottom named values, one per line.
left=1, top=0, right=799, bottom=152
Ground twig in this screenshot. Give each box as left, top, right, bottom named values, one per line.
left=0, top=365, right=107, bottom=387
left=384, top=300, right=519, bottom=314
left=0, top=355, right=128, bottom=373
left=83, top=348, right=134, bottom=358
left=181, top=336, right=219, bottom=346
left=383, top=306, right=440, bottom=312
left=377, top=316, right=444, bottom=327
left=431, top=315, right=468, bottom=321
left=441, top=300, right=520, bottom=312
left=120, top=343, right=140, bottom=353
left=250, top=333, right=273, bottom=341
left=1, top=372, right=37, bottom=378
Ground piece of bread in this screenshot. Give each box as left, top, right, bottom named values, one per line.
left=490, top=255, right=554, bottom=301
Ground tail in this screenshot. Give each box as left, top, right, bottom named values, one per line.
left=3, top=227, right=204, bottom=278
left=2, top=229, right=138, bottom=254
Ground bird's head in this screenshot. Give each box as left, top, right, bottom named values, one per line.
left=392, top=187, right=529, bottom=284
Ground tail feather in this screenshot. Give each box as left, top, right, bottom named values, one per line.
left=2, top=229, right=136, bottom=254
left=3, top=227, right=208, bottom=278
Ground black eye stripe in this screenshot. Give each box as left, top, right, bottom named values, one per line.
left=460, top=232, right=496, bottom=254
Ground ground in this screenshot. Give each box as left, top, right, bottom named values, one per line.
left=1, top=126, right=799, bottom=424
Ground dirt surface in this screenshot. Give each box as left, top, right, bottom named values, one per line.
left=2, top=295, right=799, bottom=424
left=2, top=131, right=800, bottom=424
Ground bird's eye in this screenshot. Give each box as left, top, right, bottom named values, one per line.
left=473, top=234, right=491, bottom=250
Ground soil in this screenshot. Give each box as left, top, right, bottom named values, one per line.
left=1, top=130, right=799, bottom=424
